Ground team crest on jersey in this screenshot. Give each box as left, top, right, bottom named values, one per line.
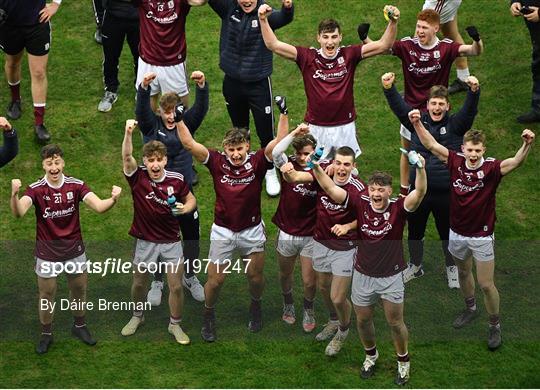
left=337, top=56, right=344, bottom=65
left=252, top=20, right=258, bottom=28
left=245, top=162, right=252, bottom=170
left=477, top=170, right=484, bottom=179
left=434, top=50, right=440, bottom=59
left=168, top=0, right=174, bottom=9
left=440, top=127, right=447, bottom=135
left=67, top=191, right=73, bottom=201
left=383, top=212, right=390, bottom=221
left=167, top=186, right=174, bottom=196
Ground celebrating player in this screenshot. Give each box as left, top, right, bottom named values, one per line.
left=382, top=72, right=480, bottom=287
left=280, top=144, right=366, bottom=357
left=259, top=4, right=400, bottom=160
left=409, top=109, right=535, bottom=350
left=10, top=144, right=122, bottom=354
left=120, top=119, right=197, bottom=345
left=136, top=70, right=209, bottom=305
left=271, top=99, right=317, bottom=332
left=175, top=103, right=288, bottom=341
left=310, top=158, right=427, bottom=385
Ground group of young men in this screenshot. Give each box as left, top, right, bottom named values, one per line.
left=3, top=0, right=538, bottom=386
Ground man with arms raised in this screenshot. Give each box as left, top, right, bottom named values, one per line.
left=280, top=145, right=366, bottom=357
left=381, top=72, right=480, bottom=287
left=176, top=106, right=287, bottom=341
left=120, top=119, right=197, bottom=345
left=259, top=4, right=400, bottom=160
left=410, top=109, right=535, bottom=350
left=310, top=157, right=427, bottom=385
left=10, top=144, right=122, bottom=354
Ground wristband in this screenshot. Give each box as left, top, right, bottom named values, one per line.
left=52, top=0, right=62, bottom=5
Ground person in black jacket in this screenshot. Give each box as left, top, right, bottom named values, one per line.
left=381, top=71, right=480, bottom=289
left=209, top=0, right=294, bottom=197
left=0, top=116, right=18, bottom=168
left=510, top=0, right=540, bottom=123
left=136, top=70, right=209, bottom=303
left=97, top=0, right=139, bottom=112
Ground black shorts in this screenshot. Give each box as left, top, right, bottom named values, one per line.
left=0, top=22, right=51, bottom=56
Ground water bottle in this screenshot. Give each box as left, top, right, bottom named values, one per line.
left=307, top=146, right=325, bottom=169
left=399, top=148, right=423, bottom=169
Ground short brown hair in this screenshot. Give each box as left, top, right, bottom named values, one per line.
left=143, top=140, right=167, bottom=158
left=159, top=92, right=180, bottom=112
left=292, top=134, right=317, bottom=151
left=41, top=144, right=63, bottom=160
left=429, top=85, right=449, bottom=102
left=368, top=171, right=393, bottom=187
left=318, top=19, right=341, bottom=35
left=417, top=9, right=440, bottom=26
left=222, top=127, right=250, bottom=148
left=335, top=146, right=355, bottom=161
left=463, top=129, right=486, bottom=146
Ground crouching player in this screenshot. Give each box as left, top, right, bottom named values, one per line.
left=311, top=157, right=427, bottom=385
left=120, top=119, right=196, bottom=345
left=271, top=98, right=318, bottom=331
left=176, top=105, right=287, bottom=341
left=410, top=109, right=536, bottom=350
left=10, top=144, right=122, bottom=354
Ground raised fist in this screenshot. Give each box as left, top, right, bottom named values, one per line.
left=111, top=185, right=122, bottom=200
left=293, top=123, right=310, bottom=136
left=522, top=129, right=536, bottom=144
left=142, top=72, right=157, bottom=88
left=384, top=5, right=400, bottom=21
left=190, top=71, right=205, bottom=88
left=466, top=75, right=479, bottom=92
left=125, top=119, right=137, bottom=134
left=0, top=116, right=12, bottom=131
left=258, top=4, right=272, bottom=20
left=11, top=179, right=22, bottom=196
left=408, top=109, right=421, bottom=124
left=174, top=103, right=185, bottom=123
left=274, top=95, right=288, bottom=115
left=465, top=26, right=480, bottom=42
left=381, top=72, right=395, bottom=89
left=357, top=23, right=370, bottom=42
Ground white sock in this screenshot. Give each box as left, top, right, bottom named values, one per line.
left=457, top=68, right=470, bottom=81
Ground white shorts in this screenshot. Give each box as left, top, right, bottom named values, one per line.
left=208, top=222, right=266, bottom=265
left=276, top=230, right=314, bottom=258
left=308, top=121, right=361, bottom=159
left=448, top=229, right=495, bottom=262
left=423, top=0, right=462, bottom=24
left=133, top=239, right=183, bottom=269
left=135, top=58, right=189, bottom=97
left=311, top=241, right=355, bottom=277
left=351, top=270, right=405, bottom=306
left=400, top=123, right=412, bottom=141
left=35, top=253, right=88, bottom=278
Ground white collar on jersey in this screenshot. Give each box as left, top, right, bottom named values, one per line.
left=317, top=47, right=340, bottom=60
left=333, top=174, right=352, bottom=187
left=465, top=157, right=485, bottom=171
left=44, top=173, right=65, bottom=189
left=417, top=37, right=440, bottom=51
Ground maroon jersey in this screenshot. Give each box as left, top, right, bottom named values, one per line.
left=295, top=45, right=364, bottom=126
left=205, top=149, right=273, bottom=232
left=135, top=0, right=191, bottom=66
left=272, top=157, right=317, bottom=236
left=126, top=167, right=189, bottom=242
left=392, top=37, right=461, bottom=109
left=349, top=195, right=409, bottom=278
left=447, top=151, right=502, bottom=237
left=312, top=164, right=367, bottom=250
left=23, top=175, right=92, bottom=262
